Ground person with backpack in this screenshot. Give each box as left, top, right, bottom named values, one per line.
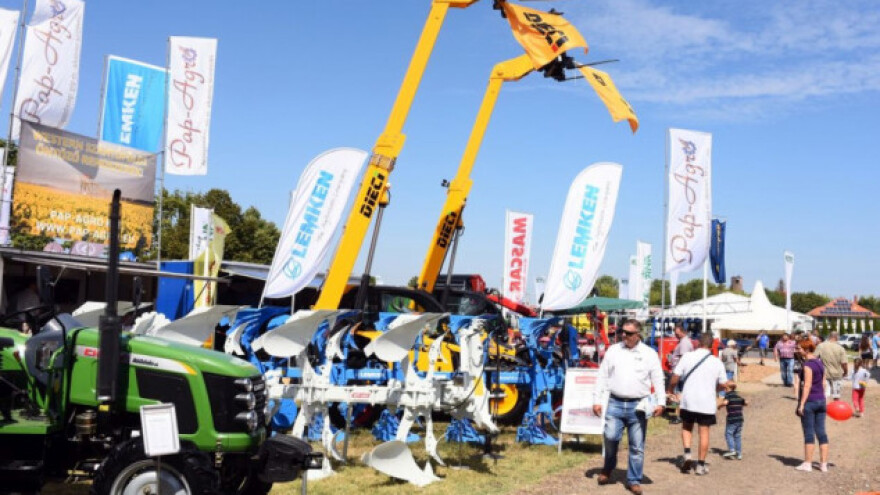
left=668, top=333, right=731, bottom=476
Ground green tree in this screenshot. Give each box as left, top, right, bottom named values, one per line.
left=790, top=292, right=830, bottom=315
left=858, top=296, right=880, bottom=314
left=148, top=188, right=280, bottom=264
left=765, top=289, right=785, bottom=307
left=407, top=276, right=418, bottom=289
left=649, top=279, right=671, bottom=306
left=674, top=278, right=726, bottom=304
left=0, top=138, right=18, bottom=166
left=594, top=275, right=619, bottom=298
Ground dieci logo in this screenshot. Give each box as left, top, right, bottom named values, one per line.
left=522, top=11, right=570, bottom=53
left=436, top=210, right=458, bottom=248
left=359, top=172, right=385, bottom=218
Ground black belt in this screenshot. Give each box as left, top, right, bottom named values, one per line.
left=610, top=395, right=644, bottom=402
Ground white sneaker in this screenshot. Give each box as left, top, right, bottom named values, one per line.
left=795, top=462, right=812, bottom=472
left=695, top=464, right=709, bottom=476
left=819, top=463, right=828, bottom=473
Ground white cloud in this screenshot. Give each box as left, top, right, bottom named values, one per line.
left=562, top=0, right=880, bottom=117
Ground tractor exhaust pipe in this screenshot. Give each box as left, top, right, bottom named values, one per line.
left=96, top=190, right=122, bottom=404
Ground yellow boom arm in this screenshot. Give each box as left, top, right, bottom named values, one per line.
left=314, top=0, right=479, bottom=310
left=416, top=54, right=535, bottom=293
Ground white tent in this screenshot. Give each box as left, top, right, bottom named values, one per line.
left=656, top=281, right=813, bottom=336
left=656, top=291, right=751, bottom=320
left=712, top=281, right=812, bottom=334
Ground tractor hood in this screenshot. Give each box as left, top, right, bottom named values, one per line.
left=72, top=328, right=258, bottom=378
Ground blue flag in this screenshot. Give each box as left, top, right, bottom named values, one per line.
left=710, top=219, right=726, bottom=284
left=99, top=56, right=167, bottom=152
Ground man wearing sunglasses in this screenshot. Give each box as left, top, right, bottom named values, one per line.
left=592, top=319, right=665, bottom=495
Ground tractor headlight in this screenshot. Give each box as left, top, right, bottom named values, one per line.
left=235, top=392, right=256, bottom=410
left=234, top=377, right=253, bottom=392
left=235, top=410, right=258, bottom=432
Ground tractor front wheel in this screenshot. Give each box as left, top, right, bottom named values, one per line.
left=92, top=438, right=219, bottom=495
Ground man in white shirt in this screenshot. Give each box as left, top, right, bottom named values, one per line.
left=592, top=319, right=665, bottom=495
left=668, top=332, right=730, bottom=476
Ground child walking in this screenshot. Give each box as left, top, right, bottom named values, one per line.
left=851, top=358, right=870, bottom=418
left=719, top=382, right=748, bottom=459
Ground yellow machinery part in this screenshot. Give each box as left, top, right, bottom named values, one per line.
left=315, top=0, right=479, bottom=310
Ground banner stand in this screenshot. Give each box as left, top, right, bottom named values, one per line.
left=557, top=368, right=606, bottom=455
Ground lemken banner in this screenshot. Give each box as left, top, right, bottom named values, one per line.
left=542, top=162, right=622, bottom=311
left=502, top=210, right=533, bottom=305
left=13, top=121, right=156, bottom=251
left=666, top=128, right=712, bottom=275
left=99, top=56, right=167, bottom=152
left=262, top=148, right=368, bottom=299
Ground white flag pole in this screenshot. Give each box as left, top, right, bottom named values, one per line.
left=702, top=259, right=708, bottom=335
left=157, top=37, right=172, bottom=266
left=0, top=0, right=27, bottom=240
left=660, top=128, right=670, bottom=348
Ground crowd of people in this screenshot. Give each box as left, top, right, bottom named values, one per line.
left=591, top=320, right=874, bottom=494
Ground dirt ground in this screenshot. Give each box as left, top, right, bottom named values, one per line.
left=513, top=358, right=880, bottom=495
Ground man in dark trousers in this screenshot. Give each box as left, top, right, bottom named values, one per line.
left=668, top=332, right=731, bottom=476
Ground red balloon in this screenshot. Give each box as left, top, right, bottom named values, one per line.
left=827, top=400, right=853, bottom=421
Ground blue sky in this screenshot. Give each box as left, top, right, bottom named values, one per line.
left=2, top=0, right=878, bottom=301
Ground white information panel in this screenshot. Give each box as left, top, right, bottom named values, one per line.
left=140, top=403, right=180, bottom=457
left=559, top=368, right=604, bottom=435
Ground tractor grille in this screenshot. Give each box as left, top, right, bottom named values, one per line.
left=204, top=373, right=267, bottom=433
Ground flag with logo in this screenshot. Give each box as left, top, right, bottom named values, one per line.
left=502, top=2, right=588, bottom=69
left=165, top=36, right=216, bottom=175
left=636, top=241, right=652, bottom=307
left=503, top=210, right=534, bottom=305
left=193, top=214, right=230, bottom=309
left=99, top=56, right=167, bottom=152
left=665, top=128, right=712, bottom=274
left=627, top=255, right=639, bottom=301
left=784, top=251, right=794, bottom=314
left=578, top=66, right=638, bottom=133
left=542, top=162, right=622, bottom=311
left=710, top=219, right=726, bottom=284
left=0, top=8, right=19, bottom=105
left=12, top=0, right=84, bottom=139
left=262, top=148, right=368, bottom=299
left=189, top=205, right=213, bottom=260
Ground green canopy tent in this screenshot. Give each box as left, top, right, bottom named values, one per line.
left=548, top=296, right=644, bottom=315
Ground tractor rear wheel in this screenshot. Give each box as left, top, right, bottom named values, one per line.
left=92, top=438, right=219, bottom=495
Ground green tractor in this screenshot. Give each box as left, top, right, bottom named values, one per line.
left=0, top=190, right=319, bottom=494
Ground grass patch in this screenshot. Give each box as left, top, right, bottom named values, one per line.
left=271, top=418, right=670, bottom=495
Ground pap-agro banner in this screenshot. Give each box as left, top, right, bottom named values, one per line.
left=262, top=148, right=368, bottom=299
left=13, top=121, right=156, bottom=252
left=12, top=0, right=85, bottom=139
left=502, top=210, right=533, bottom=305
left=165, top=36, right=216, bottom=176
left=666, top=128, right=712, bottom=274
left=99, top=56, right=167, bottom=152
left=542, top=162, right=622, bottom=311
